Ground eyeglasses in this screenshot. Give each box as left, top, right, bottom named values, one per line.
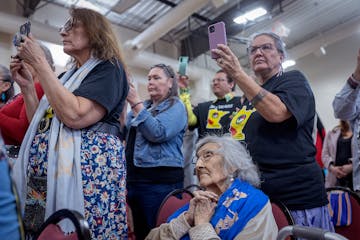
left=212, top=78, right=226, bottom=84
left=192, top=150, right=218, bottom=164
left=247, top=43, right=275, bottom=55
left=0, top=78, right=12, bottom=83
left=58, top=18, right=75, bottom=33
left=151, top=64, right=175, bottom=78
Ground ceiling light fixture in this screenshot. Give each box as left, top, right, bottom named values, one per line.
left=320, top=46, right=326, bottom=55
left=282, top=59, right=296, bottom=69
left=233, top=7, right=267, bottom=25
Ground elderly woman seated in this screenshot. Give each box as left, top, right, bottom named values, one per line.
left=146, top=135, right=278, bottom=240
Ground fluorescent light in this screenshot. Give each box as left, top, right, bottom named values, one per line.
left=233, top=7, right=267, bottom=25
left=234, top=16, right=247, bottom=24
left=75, top=0, right=107, bottom=14
left=320, top=46, right=326, bottom=55
left=282, top=60, right=296, bottom=69
left=244, top=7, right=267, bottom=21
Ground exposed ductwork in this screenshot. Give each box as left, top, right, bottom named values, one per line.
left=0, top=11, right=61, bottom=45
left=124, top=0, right=210, bottom=52
left=0, top=10, right=215, bottom=100
left=180, top=0, right=280, bottom=59
left=22, top=0, right=42, bottom=18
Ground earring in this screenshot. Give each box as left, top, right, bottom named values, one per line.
left=230, top=169, right=240, bottom=182
left=1, top=92, right=6, bottom=102
left=229, top=175, right=235, bottom=182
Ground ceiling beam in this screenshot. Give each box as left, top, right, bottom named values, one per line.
left=156, top=0, right=211, bottom=22
left=124, top=0, right=210, bottom=53
left=22, top=0, right=42, bottom=17
left=180, top=0, right=275, bottom=59
left=287, top=15, right=360, bottom=60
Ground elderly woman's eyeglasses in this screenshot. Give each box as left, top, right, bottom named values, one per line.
left=58, top=18, right=75, bottom=33
left=192, top=150, right=218, bottom=164
left=247, top=43, right=275, bottom=55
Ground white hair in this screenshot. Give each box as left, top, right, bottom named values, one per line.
left=196, top=134, right=261, bottom=187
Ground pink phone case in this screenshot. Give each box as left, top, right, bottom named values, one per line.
left=208, top=21, right=227, bottom=59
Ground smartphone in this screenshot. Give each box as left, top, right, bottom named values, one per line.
left=178, top=56, right=189, bottom=76
left=208, top=21, right=227, bottom=59
left=13, top=20, right=31, bottom=47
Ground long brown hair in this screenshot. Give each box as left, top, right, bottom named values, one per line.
left=68, top=8, right=128, bottom=72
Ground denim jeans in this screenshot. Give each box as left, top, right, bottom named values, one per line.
left=127, top=182, right=183, bottom=240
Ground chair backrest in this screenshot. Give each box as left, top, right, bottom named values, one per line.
left=155, top=188, right=194, bottom=227
left=326, top=186, right=360, bottom=240
left=270, top=199, right=295, bottom=230
left=277, top=225, right=348, bottom=240
left=34, top=209, right=91, bottom=240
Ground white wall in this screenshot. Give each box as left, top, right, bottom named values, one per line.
left=0, top=32, right=13, bottom=67
left=292, top=32, right=360, bottom=130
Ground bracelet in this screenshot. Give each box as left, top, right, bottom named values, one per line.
left=351, top=73, right=360, bottom=82
left=348, top=74, right=360, bottom=89
left=250, top=89, right=268, bottom=106
left=131, top=101, right=143, bottom=109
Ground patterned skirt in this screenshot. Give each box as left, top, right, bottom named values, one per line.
left=25, top=129, right=127, bottom=239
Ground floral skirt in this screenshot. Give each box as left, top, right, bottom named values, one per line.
left=25, top=129, right=127, bottom=239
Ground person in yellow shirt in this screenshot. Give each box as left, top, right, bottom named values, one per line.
left=179, top=70, right=243, bottom=140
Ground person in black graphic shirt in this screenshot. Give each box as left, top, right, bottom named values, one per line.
left=212, top=31, right=334, bottom=232
left=179, top=70, right=243, bottom=139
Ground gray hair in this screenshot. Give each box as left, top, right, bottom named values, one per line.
left=0, top=65, right=12, bottom=83
left=196, top=135, right=261, bottom=187
left=0, top=65, right=14, bottom=102
left=247, top=31, right=287, bottom=59
left=38, top=43, right=55, bottom=71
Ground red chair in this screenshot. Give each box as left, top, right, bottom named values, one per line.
left=271, top=199, right=295, bottom=230
left=155, top=188, right=194, bottom=227
left=34, top=209, right=91, bottom=240
left=270, top=199, right=295, bottom=240
left=326, top=186, right=360, bottom=240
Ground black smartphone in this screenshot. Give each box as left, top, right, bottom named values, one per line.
left=13, top=20, right=31, bottom=47
left=208, top=21, right=227, bottom=59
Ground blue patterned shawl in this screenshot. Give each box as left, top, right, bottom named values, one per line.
left=168, top=179, right=268, bottom=239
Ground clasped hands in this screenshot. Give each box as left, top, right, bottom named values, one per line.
left=330, top=163, right=352, bottom=179
left=184, top=190, right=218, bottom=227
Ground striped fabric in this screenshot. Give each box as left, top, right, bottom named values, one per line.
left=328, top=190, right=352, bottom=226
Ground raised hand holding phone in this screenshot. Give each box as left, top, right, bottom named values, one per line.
left=178, top=56, right=189, bottom=76
left=208, top=21, right=227, bottom=59
left=13, top=20, right=31, bottom=47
